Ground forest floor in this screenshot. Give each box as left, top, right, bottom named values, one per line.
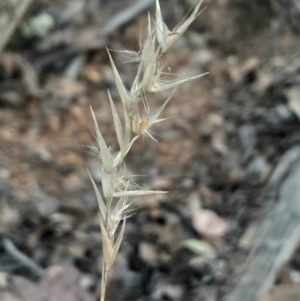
left=1, top=1, right=300, bottom=301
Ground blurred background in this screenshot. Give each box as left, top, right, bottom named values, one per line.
left=1, top=0, right=300, bottom=300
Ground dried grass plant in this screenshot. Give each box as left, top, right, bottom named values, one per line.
left=88, top=1, right=207, bottom=300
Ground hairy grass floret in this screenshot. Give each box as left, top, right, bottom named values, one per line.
left=88, top=1, right=207, bottom=300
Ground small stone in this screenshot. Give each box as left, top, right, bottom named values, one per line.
left=239, top=125, right=256, bottom=163
left=188, top=256, right=207, bottom=268
left=37, top=196, right=59, bottom=217
left=240, top=57, right=260, bottom=78
left=0, top=91, right=23, bottom=106
left=200, top=113, right=224, bottom=135
left=32, top=144, right=52, bottom=162
left=275, top=105, right=295, bottom=122
left=192, top=49, right=213, bottom=66
left=188, top=32, right=207, bottom=48
left=139, top=242, right=157, bottom=266
left=227, top=167, right=246, bottom=183
left=68, top=244, right=86, bottom=257
left=151, top=177, right=172, bottom=190
left=212, top=133, right=228, bottom=156
left=181, top=177, right=194, bottom=189
left=63, top=173, right=83, bottom=191
left=247, top=156, right=271, bottom=182
left=0, top=168, right=10, bottom=179
left=80, top=274, right=96, bottom=290
left=47, top=115, right=61, bottom=132
left=187, top=191, right=202, bottom=215
left=152, top=282, right=184, bottom=301
left=56, top=152, right=84, bottom=169
left=50, top=213, right=73, bottom=233
left=250, top=157, right=265, bottom=172
left=290, top=270, right=300, bottom=283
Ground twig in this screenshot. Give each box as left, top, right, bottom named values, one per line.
left=102, top=0, right=155, bottom=35
left=32, top=39, right=107, bottom=71
left=0, top=0, right=33, bottom=56
left=226, top=146, right=300, bottom=301
left=2, top=238, right=43, bottom=279
left=32, top=0, right=155, bottom=71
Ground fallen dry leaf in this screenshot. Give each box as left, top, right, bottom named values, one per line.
left=181, top=239, right=216, bottom=258
left=139, top=242, right=158, bottom=266
left=192, top=209, right=229, bottom=239
left=2, top=265, right=93, bottom=301
left=81, top=64, right=102, bottom=82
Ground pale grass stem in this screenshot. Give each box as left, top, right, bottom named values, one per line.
left=88, top=1, right=207, bottom=300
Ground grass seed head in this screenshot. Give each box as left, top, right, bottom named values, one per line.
left=89, top=1, right=207, bottom=300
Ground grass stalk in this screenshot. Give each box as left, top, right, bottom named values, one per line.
left=87, top=1, right=207, bottom=300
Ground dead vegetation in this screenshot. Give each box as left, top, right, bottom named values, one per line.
left=1, top=1, right=300, bottom=301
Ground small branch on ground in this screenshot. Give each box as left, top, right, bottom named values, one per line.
left=226, top=146, right=300, bottom=301
left=2, top=238, right=43, bottom=279
left=0, top=0, right=33, bottom=56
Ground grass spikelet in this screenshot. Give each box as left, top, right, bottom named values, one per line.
left=88, top=1, right=207, bottom=300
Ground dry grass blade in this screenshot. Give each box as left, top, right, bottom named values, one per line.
left=156, top=0, right=205, bottom=53
left=106, top=49, right=131, bottom=109
left=108, top=90, right=124, bottom=151
left=155, top=0, right=165, bottom=47
left=112, top=219, right=126, bottom=260
left=101, top=166, right=113, bottom=200
left=168, top=0, right=204, bottom=49
left=98, top=213, right=114, bottom=268
left=90, top=106, right=113, bottom=173
left=113, top=189, right=168, bottom=198
left=132, top=107, right=140, bottom=135
left=87, top=170, right=107, bottom=223
left=148, top=88, right=176, bottom=125
left=150, top=72, right=209, bottom=92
